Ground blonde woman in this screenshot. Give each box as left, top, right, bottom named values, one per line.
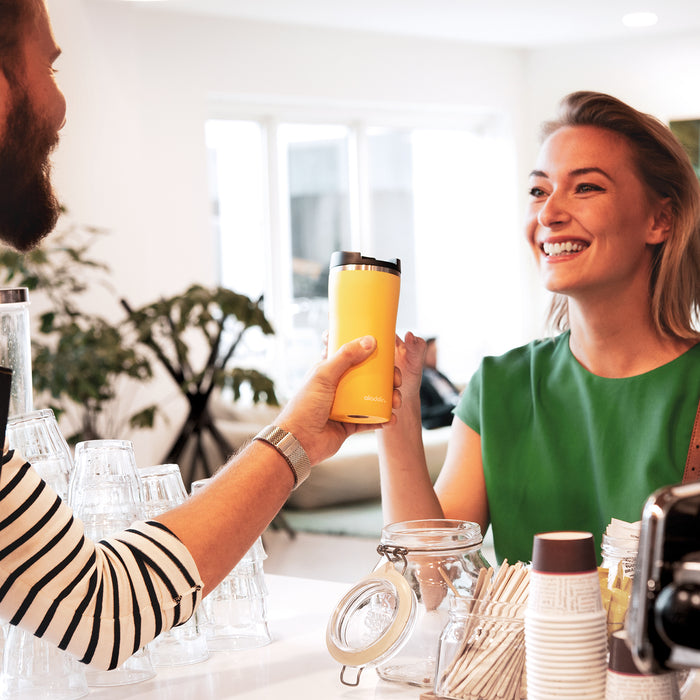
left=378, top=91, right=700, bottom=563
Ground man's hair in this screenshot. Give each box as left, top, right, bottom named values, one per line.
left=541, top=91, right=700, bottom=340
left=0, top=0, right=36, bottom=84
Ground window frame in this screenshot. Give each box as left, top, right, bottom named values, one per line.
left=207, top=96, right=516, bottom=395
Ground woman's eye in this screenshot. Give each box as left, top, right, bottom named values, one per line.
left=576, top=183, right=604, bottom=194
left=528, top=186, right=547, bottom=198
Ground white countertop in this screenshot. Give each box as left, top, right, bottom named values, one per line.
left=84, top=573, right=700, bottom=700
left=86, top=574, right=416, bottom=700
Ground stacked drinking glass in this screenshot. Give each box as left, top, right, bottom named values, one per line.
left=140, top=464, right=209, bottom=667
left=67, top=439, right=155, bottom=687
left=191, top=478, right=272, bottom=651
left=2, top=409, right=89, bottom=700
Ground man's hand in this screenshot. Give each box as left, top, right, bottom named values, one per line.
left=277, top=336, right=401, bottom=465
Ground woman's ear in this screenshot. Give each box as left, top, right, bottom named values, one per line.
left=647, top=197, right=673, bottom=245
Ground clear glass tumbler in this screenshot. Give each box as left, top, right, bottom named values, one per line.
left=68, top=439, right=155, bottom=686
left=1, top=625, right=89, bottom=700
left=141, top=464, right=209, bottom=667
left=6, top=408, right=73, bottom=500
left=68, top=439, right=144, bottom=541
left=191, top=478, right=272, bottom=651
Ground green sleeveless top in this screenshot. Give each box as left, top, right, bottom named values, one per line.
left=455, top=332, right=700, bottom=564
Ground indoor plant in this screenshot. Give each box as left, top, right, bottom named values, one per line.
left=0, top=215, right=154, bottom=442
left=123, top=284, right=278, bottom=484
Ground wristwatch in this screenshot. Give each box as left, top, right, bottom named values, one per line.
left=254, top=425, right=312, bottom=489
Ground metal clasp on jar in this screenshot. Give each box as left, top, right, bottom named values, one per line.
left=376, top=544, right=409, bottom=574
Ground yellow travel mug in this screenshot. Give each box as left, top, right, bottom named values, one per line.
left=328, top=252, right=401, bottom=423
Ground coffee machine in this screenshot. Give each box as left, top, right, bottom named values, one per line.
left=628, top=481, right=700, bottom=672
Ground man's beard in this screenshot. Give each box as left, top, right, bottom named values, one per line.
left=0, top=88, right=61, bottom=252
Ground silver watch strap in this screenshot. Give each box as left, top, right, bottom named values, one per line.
left=254, top=425, right=311, bottom=489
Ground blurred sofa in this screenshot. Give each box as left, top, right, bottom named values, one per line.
left=209, top=397, right=449, bottom=514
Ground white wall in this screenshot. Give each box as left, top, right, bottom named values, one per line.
left=47, top=0, right=526, bottom=304
left=525, top=32, right=700, bottom=144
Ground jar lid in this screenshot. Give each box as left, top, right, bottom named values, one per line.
left=326, top=562, right=417, bottom=685
left=0, top=287, right=29, bottom=304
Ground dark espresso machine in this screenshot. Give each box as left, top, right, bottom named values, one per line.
left=628, top=481, right=700, bottom=672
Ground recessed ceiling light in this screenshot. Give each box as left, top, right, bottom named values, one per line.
left=622, top=11, right=659, bottom=28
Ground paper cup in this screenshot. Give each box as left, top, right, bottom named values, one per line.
left=527, top=571, right=604, bottom=616
left=608, top=630, right=642, bottom=675
left=525, top=609, right=607, bottom=626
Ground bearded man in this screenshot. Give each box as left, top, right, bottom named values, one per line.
left=0, top=0, right=64, bottom=251
left=0, top=0, right=392, bottom=670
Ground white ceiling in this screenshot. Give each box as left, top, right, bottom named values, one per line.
left=128, top=0, right=700, bottom=48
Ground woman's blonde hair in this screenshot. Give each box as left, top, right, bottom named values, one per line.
left=541, top=91, right=700, bottom=340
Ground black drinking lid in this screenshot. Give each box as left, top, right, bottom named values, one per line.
left=330, top=251, right=401, bottom=273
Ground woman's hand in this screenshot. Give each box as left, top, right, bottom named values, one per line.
left=277, top=336, right=401, bottom=466
left=394, top=332, right=427, bottom=399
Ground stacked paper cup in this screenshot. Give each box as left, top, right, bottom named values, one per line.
left=525, top=531, right=608, bottom=700
left=606, top=630, right=680, bottom=700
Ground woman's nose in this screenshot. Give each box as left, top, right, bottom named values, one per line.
left=537, top=190, right=570, bottom=228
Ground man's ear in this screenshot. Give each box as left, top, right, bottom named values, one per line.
left=647, top=197, right=673, bottom=245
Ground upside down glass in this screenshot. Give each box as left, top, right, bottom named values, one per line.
left=191, top=478, right=272, bottom=651
left=68, top=439, right=144, bottom=541
left=140, top=464, right=209, bottom=667
left=1, top=626, right=88, bottom=700
left=1, top=409, right=88, bottom=700
left=67, top=439, right=155, bottom=686
left=6, top=408, right=73, bottom=500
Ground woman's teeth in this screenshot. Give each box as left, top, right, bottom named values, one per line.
left=542, top=241, right=587, bottom=257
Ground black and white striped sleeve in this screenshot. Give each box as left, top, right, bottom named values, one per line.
left=0, top=447, right=204, bottom=670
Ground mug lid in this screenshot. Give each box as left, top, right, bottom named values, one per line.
left=329, top=251, right=401, bottom=274
left=326, top=562, right=416, bottom=673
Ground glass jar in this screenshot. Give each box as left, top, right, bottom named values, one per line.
left=434, top=596, right=525, bottom=700
left=600, top=532, right=638, bottom=589
left=326, top=519, right=490, bottom=688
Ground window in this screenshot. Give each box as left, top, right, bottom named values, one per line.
left=207, top=104, right=523, bottom=399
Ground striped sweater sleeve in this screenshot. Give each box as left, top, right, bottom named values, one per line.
left=0, top=447, right=203, bottom=670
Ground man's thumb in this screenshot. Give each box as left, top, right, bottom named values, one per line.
left=324, top=335, right=376, bottom=383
